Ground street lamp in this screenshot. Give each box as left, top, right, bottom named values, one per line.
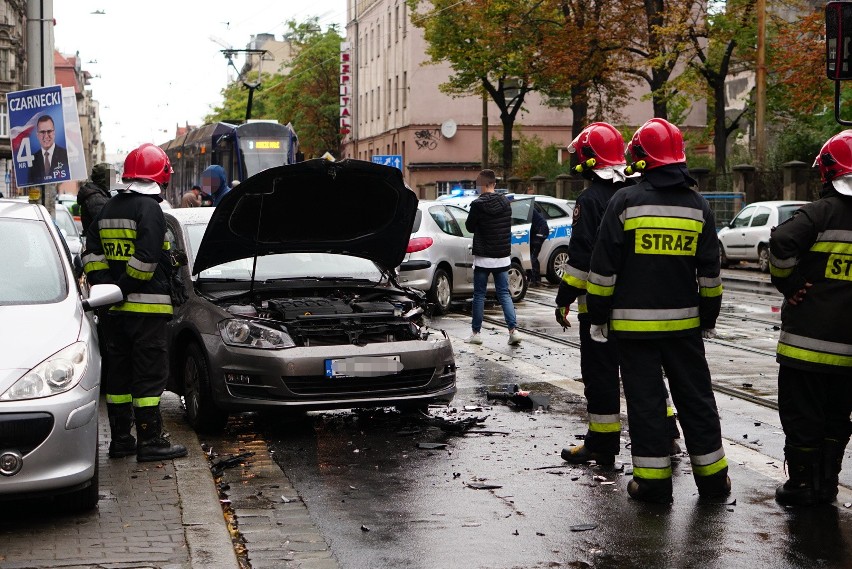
left=221, top=48, right=268, bottom=122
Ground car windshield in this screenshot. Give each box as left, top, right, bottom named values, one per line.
left=0, top=218, right=66, bottom=305
left=778, top=204, right=803, bottom=224
left=54, top=208, right=78, bottom=238
left=184, top=223, right=384, bottom=282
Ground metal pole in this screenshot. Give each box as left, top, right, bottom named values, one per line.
left=481, top=91, right=488, bottom=169
left=26, top=0, right=56, bottom=214
left=755, top=0, right=766, bottom=169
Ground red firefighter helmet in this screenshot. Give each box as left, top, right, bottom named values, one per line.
left=627, top=118, right=686, bottom=169
left=815, top=130, right=852, bottom=183
left=569, top=122, right=626, bottom=168
left=122, top=143, right=173, bottom=185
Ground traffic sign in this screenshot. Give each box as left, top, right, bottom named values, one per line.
left=371, top=154, right=402, bottom=170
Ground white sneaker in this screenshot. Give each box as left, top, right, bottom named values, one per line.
left=465, top=332, right=483, bottom=345
left=508, top=329, right=522, bottom=345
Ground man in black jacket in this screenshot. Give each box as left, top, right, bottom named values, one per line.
left=464, top=169, right=521, bottom=345
left=77, top=162, right=113, bottom=234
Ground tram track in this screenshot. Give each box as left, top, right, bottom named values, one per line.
left=464, top=273, right=782, bottom=410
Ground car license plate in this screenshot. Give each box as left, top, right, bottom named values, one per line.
left=325, top=355, right=403, bottom=378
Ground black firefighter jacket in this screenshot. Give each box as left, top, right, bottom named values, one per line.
left=586, top=165, right=722, bottom=338
left=82, top=192, right=173, bottom=317
left=556, top=176, right=632, bottom=321
left=769, top=189, right=852, bottom=374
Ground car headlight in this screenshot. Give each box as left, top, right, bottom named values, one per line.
left=0, top=342, right=89, bottom=401
left=218, top=319, right=296, bottom=349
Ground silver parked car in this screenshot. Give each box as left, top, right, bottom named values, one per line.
left=0, top=199, right=122, bottom=511
left=718, top=200, right=808, bottom=272
left=163, top=160, right=457, bottom=433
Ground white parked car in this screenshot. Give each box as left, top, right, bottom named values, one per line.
left=0, top=199, right=122, bottom=511
left=718, top=200, right=808, bottom=272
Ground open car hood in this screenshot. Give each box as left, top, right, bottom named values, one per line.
left=193, top=159, right=419, bottom=275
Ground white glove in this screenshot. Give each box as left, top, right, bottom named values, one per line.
left=590, top=323, right=609, bottom=343
left=701, top=328, right=717, bottom=339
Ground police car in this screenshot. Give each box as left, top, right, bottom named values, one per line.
left=437, top=192, right=575, bottom=284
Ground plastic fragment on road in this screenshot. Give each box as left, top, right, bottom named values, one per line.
left=465, top=481, right=503, bottom=490
left=417, top=442, right=448, bottom=450
left=570, top=523, right=598, bottom=532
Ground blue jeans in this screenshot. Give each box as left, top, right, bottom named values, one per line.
left=471, top=266, right=517, bottom=332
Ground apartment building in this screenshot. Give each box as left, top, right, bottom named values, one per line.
left=342, top=0, right=706, bottom=197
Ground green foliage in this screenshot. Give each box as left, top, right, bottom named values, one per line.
left=489, top=133, right=573, bottom=180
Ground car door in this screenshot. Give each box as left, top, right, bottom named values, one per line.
left=720, top=205, right=755, bottom=259
left=429, top=205, right=475, bottom=291
left=741, top=205, right=771, bottom=260
left=509, top=197, right=534, bottom=270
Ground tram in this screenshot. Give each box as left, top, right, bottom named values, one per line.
left=158, top=120, right=299, bottom=205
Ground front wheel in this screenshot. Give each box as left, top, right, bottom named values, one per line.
left=546, top=247, right=569, bottom=284
left=757, top=245, right=770, bottom=273
left=183, top=343, right=229, bottom=434
left=508, top=260, right=528, bottom=303
left=428, top=268, right=452, bottom=315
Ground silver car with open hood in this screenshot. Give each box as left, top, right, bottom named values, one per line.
left=164, top=159, right=457, bottom=433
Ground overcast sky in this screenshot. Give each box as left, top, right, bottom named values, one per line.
left=53, top=1, right=346, bottom=161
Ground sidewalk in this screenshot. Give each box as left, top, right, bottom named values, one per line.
left=0, top=392, right=238, bottom=569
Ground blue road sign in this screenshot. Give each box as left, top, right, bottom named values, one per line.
left=371, top=154, right=402, bottom=170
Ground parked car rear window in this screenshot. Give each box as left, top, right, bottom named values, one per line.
left=535, top=202, right=567, bottom=218
left=778, top=204, right=803, bottom=224
left=0, top=219, right=66, bottom=305
left=751, top=207, right=771, bottom=227
left=411, top=209, right=422, bottom=233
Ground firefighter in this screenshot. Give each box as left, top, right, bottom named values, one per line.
left=82, top=143, right=187, bottom=462
left=558, top=123, right=682, bottom=467
left=586, top=118, right=729, bottom=503
left=769, top=130, right=852, bottom=506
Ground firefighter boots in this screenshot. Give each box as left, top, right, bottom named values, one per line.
left=135, top=405, right=188, bottom=462
left=107, top=402, right=136, bottom=458
left=627, top=478, right=673, bottom=504
left=561, top=445, right=616, bottom=467
left=776, top=446, right=822, bottom=506
left=695, top=470, right=732, bottom=500
left=820, top=439, right=848, bottom=503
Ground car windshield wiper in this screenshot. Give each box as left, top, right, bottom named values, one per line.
left=197, top=277, right=252, bottom=283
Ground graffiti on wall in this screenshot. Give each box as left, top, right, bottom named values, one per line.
left=414, top=129, right=441, bottom=150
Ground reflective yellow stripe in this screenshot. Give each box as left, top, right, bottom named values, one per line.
left=562, top=273, right=587, bottom=289
left=633, top=466, right=673, bottom=480
left=84, top=261, right=110, bottom=273
left=589, top=421, right=621, bottom=433
left=825, top=253, right=852, bottom=281
left=133, top=396, right=160, bottom=408
left=666, top=406, right=674, bottom=418
left=777, top=342, right=852, bottom=367
left=770, top=264, right=793, bottom=278
left=163, top=241, right=171, bottom=250
left=106, top=393, right=132, bottom=404
left=100, top=228, right=137, bottom=239
left=110, top=302, right=174, bottom=315
left=635, top=229, right=698, bottom=256
left=126, top=265, right=155, bottom=281
left=624, top=216, right=703, bottom=232
left=692, top=456, right=728, bottom=477
left=587, top=282, right=615, bottom=296
left=699, top=285, right=723, bottom=297
left=611, top=317, right=700, bottom=332
left=811, top=241, right=852, bottom=255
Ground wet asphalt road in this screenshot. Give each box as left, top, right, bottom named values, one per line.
left=221, top=268, right=852, bottom=569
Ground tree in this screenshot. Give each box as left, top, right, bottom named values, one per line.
left=408, top=0, right=551, bottom=176
left=537, top=0, right=636, bottom=140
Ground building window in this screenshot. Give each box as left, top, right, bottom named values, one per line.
left=394, top=75, right=399, bottom=111
left=0, top=49, right=9, bottom=82
left=388, top=79, right=392, bottom=115
left=388, top=10, right=392, bottom=47
left=395, top=6, right=399, bottom=43
left=402, top=72, right=407, bottom=109
left=376, top=24, right=380, bottom=58
left=0, top=102, right=8, bottom=138
left=377, top=87, right=381, bottom=122
left=402, top=4, right=407, bottom=36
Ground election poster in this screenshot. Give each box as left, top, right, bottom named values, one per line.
left=7, top=85, right=87, bottom=188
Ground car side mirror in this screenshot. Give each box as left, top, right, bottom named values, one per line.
left=82, top=284, right=124, bottom=311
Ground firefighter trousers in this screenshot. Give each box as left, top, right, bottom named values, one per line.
left=778, top=364, right=852, bottom=450
left=619, top=333, right=725, bottom=482
left=104, top=314, right=169, bottom=407
left=579, top=320, right=621, bottom=455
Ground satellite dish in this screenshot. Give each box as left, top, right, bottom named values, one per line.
left=441, top=119, right=457, bottom=139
